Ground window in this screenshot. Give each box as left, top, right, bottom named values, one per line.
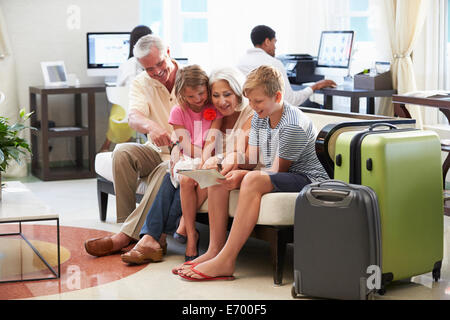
left=349, top=0, right=373, bottom=42
left=448, top=0, right=450, bottom=43
left=139, top=0, right=387, bottom=76
left=140, top=0, right=164, bottom=36
left=180, top=0, right=208, bottom=43
left=140, top=0, right=209, bottom=67
left=447, top=0, right=450, bottom=90
left=181, top=0, right=207, bottom=12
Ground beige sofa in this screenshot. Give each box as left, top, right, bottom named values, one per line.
left=95, top=107, right=415, bottom=285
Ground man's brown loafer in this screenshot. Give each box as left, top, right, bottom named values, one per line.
left=84, top=236, right=120, bottom=257
left=121, top=245, right=163, bottom=265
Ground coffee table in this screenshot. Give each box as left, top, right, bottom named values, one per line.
left=0, top=181, right=60, bottom=283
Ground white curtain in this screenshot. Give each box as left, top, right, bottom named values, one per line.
left=0, top=5, right=26, bottom=177
left=413, top=0, right=448, bottom=126
left=383, top=0, right=429, bottom=128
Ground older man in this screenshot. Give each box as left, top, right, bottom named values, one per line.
left=85, top=35, right=180, bottom=256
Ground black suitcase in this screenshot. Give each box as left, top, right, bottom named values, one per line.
left=292, top=180, right=381, bottom=300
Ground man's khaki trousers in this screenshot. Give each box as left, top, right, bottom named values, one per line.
left=112, top=143, right=169, bottom=240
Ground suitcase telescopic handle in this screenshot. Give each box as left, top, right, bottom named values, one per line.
left=368, top=123, right=398, bottom=131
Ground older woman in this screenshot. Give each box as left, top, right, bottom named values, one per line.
left=119, top=67, right=254, bottom=264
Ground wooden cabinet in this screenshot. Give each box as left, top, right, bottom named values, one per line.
left=29, top=85, right=106, bottom=181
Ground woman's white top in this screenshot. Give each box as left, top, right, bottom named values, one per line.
left=116, top=57, right=144, bottom=87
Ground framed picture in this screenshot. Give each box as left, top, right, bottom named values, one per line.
left=40, top=61, right=68, bottom=86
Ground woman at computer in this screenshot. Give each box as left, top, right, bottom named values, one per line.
left=99, top=25, right=153, bottom=153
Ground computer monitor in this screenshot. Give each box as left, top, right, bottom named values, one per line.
left=315, top=31, right=354, bottom=84
left=86, top=32, right=130, bottom=77
left=317, top=31, right=354, bottom=68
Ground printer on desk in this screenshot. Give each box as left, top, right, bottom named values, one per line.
left=277, top=54, right=324, bottom=85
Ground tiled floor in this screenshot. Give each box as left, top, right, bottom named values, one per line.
left=1, top=177, right=449, bottom=300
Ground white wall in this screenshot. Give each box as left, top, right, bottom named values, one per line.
left=1, top=0, right=139, bottom=162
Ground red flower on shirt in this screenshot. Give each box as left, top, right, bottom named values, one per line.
left=203, top=108, right=217, bottom=121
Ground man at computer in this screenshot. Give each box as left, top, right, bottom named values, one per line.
left=237, top=25, right=336, bottom=106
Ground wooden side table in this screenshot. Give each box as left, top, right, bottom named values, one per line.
left=29, top=85, right=106, bottom=181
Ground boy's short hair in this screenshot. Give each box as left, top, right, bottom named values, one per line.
left=175, top=64, right=211, bottom=108
left=250, top=25, right=276, bottom=46
left=243, top=65, right=285, bottom=98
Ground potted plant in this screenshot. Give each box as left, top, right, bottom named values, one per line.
left=0, top=108, right=33, bottom=200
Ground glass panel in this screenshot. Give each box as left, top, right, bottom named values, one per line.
left=181, top=0, right=207, bottom=12
left=140, top=0, right=164, bottom=36
left=350, top=0, right=369, bottom=11
left=448, top=0, right=450, bottom=42
left=351, top=17, right=373, bottom=42
left=183, top=18, right=208, bottom=43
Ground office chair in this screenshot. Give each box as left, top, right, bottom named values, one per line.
left=105, top=86, right=130, bottom=124
left=105, top=86, right=146, bottom=144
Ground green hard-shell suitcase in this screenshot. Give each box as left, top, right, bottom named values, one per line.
left=334, top=123, right=443, bottom=293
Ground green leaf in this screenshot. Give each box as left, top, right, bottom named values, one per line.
left=0, top=110, right=32, bottom=171
left=24, top=112, right=34, bottom=120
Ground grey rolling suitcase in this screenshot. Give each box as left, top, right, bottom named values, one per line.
left=292, top=181, right=381, bottom=300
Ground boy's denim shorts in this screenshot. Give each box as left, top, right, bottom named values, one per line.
left=268, top=172, right=312, bottom=193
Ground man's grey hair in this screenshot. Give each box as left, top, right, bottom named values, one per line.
left=209, top=67, right=248, bottom=111
left=133, top=34, right=167, bottom=59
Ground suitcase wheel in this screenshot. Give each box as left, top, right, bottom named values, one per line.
left=433, top=261, right=442, bottom=282
left=377, top=287, right=386, bottom=296
left=432, top=268, right=441, bottom=282
left=291, top=284, right=299, bottom=299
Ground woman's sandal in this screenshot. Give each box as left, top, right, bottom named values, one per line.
left=121, top=244, right=163, bottom=265
left=171, top=261, right=195, bottom=275
left=173, top=232, right=187, bottom=244
left=178, top=263, right=235, bottom=282
left=184, top=229, right=200, bottom=262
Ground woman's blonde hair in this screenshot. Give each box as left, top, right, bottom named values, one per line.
left=209, top=67, right=248, bottom=112
left=243, top=65, right=284, bottom=98
left=174, top=65, right=211, bottom=108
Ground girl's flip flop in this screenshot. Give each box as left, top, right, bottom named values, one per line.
left=178, top=263, right=235, bottom=282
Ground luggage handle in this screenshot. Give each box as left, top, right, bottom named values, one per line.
left=368, top=123, right=398, bottom=131
left=316, top=180, right=353, bottom=189
left=306, top=185, right=354, bottom=208
left=310, top=189, right=350, bottom=199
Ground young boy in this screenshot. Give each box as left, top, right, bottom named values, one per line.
left=179, top=65, right=329, bottom=281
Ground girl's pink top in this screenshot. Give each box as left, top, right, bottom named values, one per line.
left=168, top=104, right=223, bottom=148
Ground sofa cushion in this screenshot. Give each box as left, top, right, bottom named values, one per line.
left=198, top=190, right=297, bottom=226
left=95, top=151, right=147, bottom=195
left=95, top=152, right=114, bottom=181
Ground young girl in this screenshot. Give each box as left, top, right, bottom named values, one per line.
left=169, top=65, right=223, bottom=260
left=120, top=65, right=223, bottom=265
